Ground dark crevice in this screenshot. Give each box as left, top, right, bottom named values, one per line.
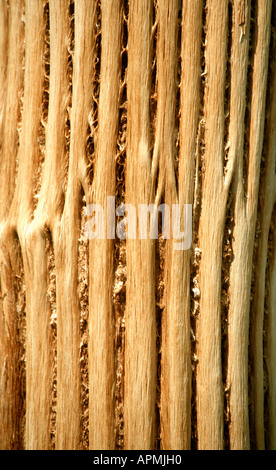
left=223, top=0, right=233, bottom=176
left=63, top=0, right=74, bottom=197
left=221, top=0, right=234, bottom=450
left=114, top=0, right=128, bottom=450
left=15, top=238, right=26, bottom=450
left=44, top=227, right=57, bottom=450
left=78, top=189, right=89, bottom=450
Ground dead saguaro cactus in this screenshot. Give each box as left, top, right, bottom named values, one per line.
left=0, top=0, right=275, bottom=451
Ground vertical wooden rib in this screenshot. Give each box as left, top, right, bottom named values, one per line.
left=264, top=26, right=276, bottom=450
left=37, top=0, right=70, bottom=227
left=196, top=0, right=229, bottom=450
left=179, top=0, right=202, bottom=215
left=226, top=0, right=250, bottom=195
left=177, top=0, right=202, bottom=448
left=266, top=214, right=276, bottom=449
left=125, top=0, right=156, bottom=450
left=21, top=3, right=49, bottom=448
left=157, top=0, right=180, bottom=450
left=27, top=0, right=70, bottom=449
left=0, top=0, right=24, bottom=219
left=24, top=230, right=52, bottom=450
left=55, top=0, right=96, bottom=450
left=156, top=0, right=179, bottom=450
left=0, top=0, right=24, bottom=450
left=227, top=0, right=272, bottom=450
left=250, top=14, right=275, bottom=449
left=158, top=0, right=202, bottom=450
left=224, top=0, right=251, bottom=449
left=0, top=0, right=8, bottom=141
left=10, top=0, right=50, bottom=449
left=0, top=248, right=21, bottom=450
left=166, top=0, right=202, bottom=449
left=88, top=0, right=122, bottom=450
left=0, top=5, right=10, bottom=446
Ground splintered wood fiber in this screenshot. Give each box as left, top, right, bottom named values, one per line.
left=0, top=0, right=275, bottom=451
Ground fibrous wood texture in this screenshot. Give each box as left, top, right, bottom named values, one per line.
left=0, top=0, right=275, bottom=450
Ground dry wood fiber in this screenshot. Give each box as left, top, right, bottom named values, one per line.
left=155, top=0, right=181, bottom=450
left=0, top=0, right=8, bottom=154
left=0, top=0, right=275, bottom=451
left=263, top=10, right=276, bottom=449
left=88, top=0, right=122, bottom=450
left=55, top=0, right=96, bottom=450
left=2, top=0, right=49, bottom=450
left=196, top=0, right=231, bottom=450
left=17, top=0, right=50, bottom=450
left=250, top=5, right=276, bottom=449
left=0, top=0, right=24, bottom=449
left=227, top=0, right=272, bottom=450
left=222, top=0, right=251, bottom=450
left=124, top=0, right=156, bottom=450
left=265, top=212, right=276, bottom=450
left=44, top=0, right=77, bottom=450
left=159, top=0, right=202, bottom=451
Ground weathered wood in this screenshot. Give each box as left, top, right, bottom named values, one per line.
left=224, top=0, right=251, bottom=448
left=55, top=0, right=96, bottom=449
left=0, top=0, right=24, bottom=450
left=160, top=0, right=202, bottom=450
left=264, top=30, right=276, bottom=449
left=196, top=0, right=229, bottom=450
left=88, top=0, right=122, bottom=450
left=11, top=0, right=49, bottom=449
left=227, top=0, right=272, bottom=450
left=124, top=0, right=156, bottom=450
left=250, top=8, right=275, bottom=449
left=0, top=0, right=8, bottom=150
left=0, top=0, right=274, bottom=451
left=266, top=215, right=276, bottom=450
